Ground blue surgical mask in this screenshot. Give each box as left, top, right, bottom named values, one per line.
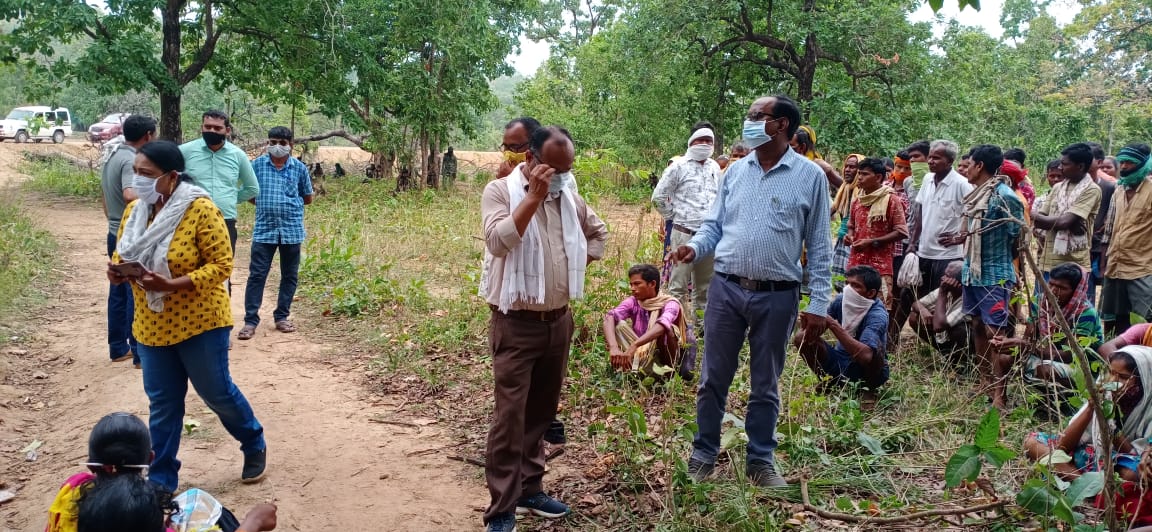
left=132, top=174, right=163, bottom=204
left=742, top=119, right=773, bottom=150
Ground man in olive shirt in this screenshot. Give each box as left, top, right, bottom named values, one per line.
left=1033, top=143, right=1101, bottom=277
left=179, top=109, right=260, bottom=253
left=479, top=126, right=607, bottom=532
left=1102, top=143, right=1152, bottom=334
left=100, top=114, right=155, bottom=365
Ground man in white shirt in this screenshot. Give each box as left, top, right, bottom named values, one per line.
left=652, top=124, right=722, bottom=323
left=892, top=140, right=973, bottom=349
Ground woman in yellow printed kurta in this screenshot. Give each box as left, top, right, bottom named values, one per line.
left=108, top=140, right=266, bottom=493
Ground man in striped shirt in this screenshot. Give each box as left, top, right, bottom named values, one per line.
left=672, top=94, right=832, bottom=488
left=940, top=144, right=1024, bottom=408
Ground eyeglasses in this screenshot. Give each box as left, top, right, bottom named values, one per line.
left=745, top=112, right=779, bottom=122
left=501, top=142, right=529, bottom=152
left=267, top=139, right=291, bottom=146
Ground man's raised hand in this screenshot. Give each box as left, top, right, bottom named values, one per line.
left=525, top=161, right=554, bottom=200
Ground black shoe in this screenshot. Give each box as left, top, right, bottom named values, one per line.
left=241, top=449, right=267, bottom=484
left=746, top=460, right=787, bottom=488
left=687, top=457, right=715, bottom=482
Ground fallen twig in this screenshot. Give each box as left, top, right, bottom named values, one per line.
left=368, top=417, right=419, bottom=428
left=405, top=445, right=451, bottom=457
left=447, top=454, right=485, bottom=467
left=350, top=466, right=370, bottom=477
left=799, top=475, right=1007, bottom=525
left=301, top=477, right=313, bottom=488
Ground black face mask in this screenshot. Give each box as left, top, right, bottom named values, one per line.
left=202, top=131, right=226, bottom=146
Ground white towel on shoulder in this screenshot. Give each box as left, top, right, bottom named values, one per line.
left=498, top=165, right=587, bottom=312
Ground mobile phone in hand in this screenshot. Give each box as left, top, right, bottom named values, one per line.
left=111, top=261, right=148, bottom=278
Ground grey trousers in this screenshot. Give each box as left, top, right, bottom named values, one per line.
left=691, top=274, right=799, bottom=465
left=667, top=229, right=714, bottom=319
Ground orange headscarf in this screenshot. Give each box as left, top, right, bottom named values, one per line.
left=892, top=155, right=911, bottom=184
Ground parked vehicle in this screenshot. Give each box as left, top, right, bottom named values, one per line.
left=0, top=106, right=72, bottom=143
left=88, top=113, right=129, bottom=143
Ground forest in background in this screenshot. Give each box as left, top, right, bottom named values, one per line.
left=1, top=0, right=1149, bottom=182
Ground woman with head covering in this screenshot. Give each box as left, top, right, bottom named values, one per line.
left=1024, top=344, right=1152, bottom=482
left=829, top=154, right=865, bottom=289
left=790, top=125, right=843, bottom=191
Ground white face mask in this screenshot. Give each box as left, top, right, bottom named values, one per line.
left=549, top=171, right=573, bottom=194
left=688, top=143, right=714, bottom=161
left=267, top=144, right=291, bottom=158
left=132, top=174, right=163, bottom=204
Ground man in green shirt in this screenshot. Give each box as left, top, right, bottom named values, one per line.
left=179, top=109, right=260, bottom=253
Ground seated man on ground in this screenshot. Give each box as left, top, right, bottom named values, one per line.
left=794, top=265, right=890, bottom=391
left=993, top=262, right=1103, bottom=395
left=1024, top=345, right=1152, bottom=482
left=909, top=260, right=972, bottom=362
left=604, top=264, right=694, bottom=380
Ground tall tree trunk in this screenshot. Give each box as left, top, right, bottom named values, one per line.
left=431, top=137, right=441, bottom=189
left=160, top=1, right=183, bottom=141
left=382, top=151, right=395, bottom=181
left=795, top=33, right=818, bottom=118
left=418, top=130, right=429, bottom=188
left=159, top=90, right=183, bottom=141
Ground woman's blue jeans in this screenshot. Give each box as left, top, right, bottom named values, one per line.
left=138, top=326, right=265, bottom=491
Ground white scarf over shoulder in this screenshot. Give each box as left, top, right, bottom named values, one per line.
left=116, top=183, right=211, bottom=312
left=497, top=165, right=587, bottom=312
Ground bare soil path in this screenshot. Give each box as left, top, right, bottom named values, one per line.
left=0, top=143, right=485, bottom=531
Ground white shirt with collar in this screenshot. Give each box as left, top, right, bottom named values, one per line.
left=914, top=169, right=974, bottom=260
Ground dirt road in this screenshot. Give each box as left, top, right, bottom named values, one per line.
left=0, top=144, right=485, bottom=530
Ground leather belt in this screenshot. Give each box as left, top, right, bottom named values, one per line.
left=718, top=272, right=799, bottom=292
left=672, top=224, right=697, bottom=236
left=490, top=304, right=570, bottom=322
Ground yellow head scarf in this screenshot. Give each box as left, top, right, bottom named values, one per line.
left=796, top=125, right=822, bottom=160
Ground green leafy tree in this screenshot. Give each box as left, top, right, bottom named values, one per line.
left=0, top=0, right=290, bottom=140
left=518, top=0, right=932, bottom=167
left=220, top=0, right=533, bottom=184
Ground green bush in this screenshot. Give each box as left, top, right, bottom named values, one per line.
left=21, top=161, right=102, bottom=199
left=0, top=200, right=56, bottom=319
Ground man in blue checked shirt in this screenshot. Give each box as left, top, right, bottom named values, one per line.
left=237, top=127, right=314, bottom=340
left=672, top=94, right=833, bottom=488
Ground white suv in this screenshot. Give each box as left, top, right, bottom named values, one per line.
left=0, top=106, right=72, bottom=144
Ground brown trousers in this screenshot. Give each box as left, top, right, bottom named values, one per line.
left=484, top=309, right=573, bottom=522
